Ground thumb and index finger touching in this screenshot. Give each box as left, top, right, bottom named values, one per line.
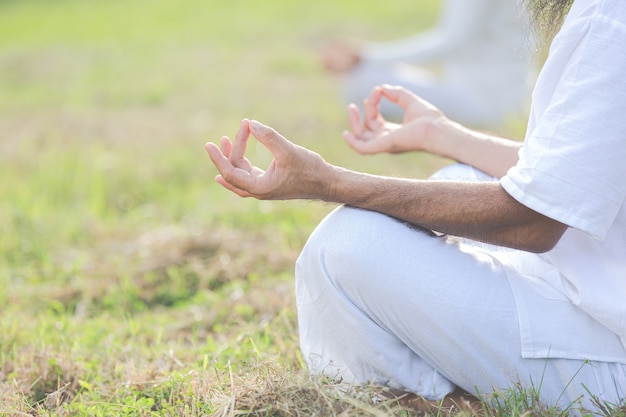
left=247, top=119, right=291, bottom=160
left=378, top=84, right=419, bottom=110
left=347, top=84, right=416, bottom=130
left=207, top=84, right=414, bottom=163
left=206, top=85, right=416, bottom=181
left=342, top=84, right=414, bottom=154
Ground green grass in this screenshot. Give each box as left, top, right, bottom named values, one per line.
left=1, top=0, right=622, bottom=415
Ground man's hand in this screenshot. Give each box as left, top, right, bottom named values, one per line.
left=206, top=119, right=566, bottom=253
left=205, top=119, right=333, bottom=201
left=343, top=84, right=448, bottom=155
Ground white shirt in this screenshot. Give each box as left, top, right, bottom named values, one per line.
left=499, top=0, right=626, bottom=362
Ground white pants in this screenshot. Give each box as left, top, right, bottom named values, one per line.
left=295, top=166, right=626, bottom=412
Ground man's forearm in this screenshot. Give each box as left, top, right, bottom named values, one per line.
left=206, top=119, right=554, bottom=252
left=323, top=165, right=565, bottom=253
left=424, top=118, right=522, bottom=178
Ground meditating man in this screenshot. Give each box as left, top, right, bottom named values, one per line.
left=206, top=0, right=625, bottom=412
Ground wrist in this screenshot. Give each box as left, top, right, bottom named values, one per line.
left=319, top=163, right=343, bottom=203
left=423, top=116, right=466, bottom=159
left=297, top=155, right=343, bottom=202
left=321, top=164, right=381, bottom=207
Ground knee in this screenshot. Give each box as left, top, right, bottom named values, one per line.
left=297, top=206, right=370, bottom=269
left=296, top=206, right=432, bottom=296
left=296, top=206, right=383, bottom=288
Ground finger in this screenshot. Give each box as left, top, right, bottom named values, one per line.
left=342, top=130, right=365, bottom=153
left=342, top=130, right=382, bottom=155
left=248, top=119, right=291, bottom=159
left=346, top=103, right=365, bottom=137
left=380, top=84, right=419, bottom=111
left=215, top=174, right=253, bottom=198
left=217, top=135, right=253, bottom=172
left=205, top=142, right=232, bottom=173
left=229, top=119, right=251, bottom=165
left=363, top=86, right=384, bottom=130
left=207, top=143, right=258, bottom=192
left=220, top=136, right=232, bottom=158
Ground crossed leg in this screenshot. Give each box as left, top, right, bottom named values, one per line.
left=295, top=204, right=624, bottom=413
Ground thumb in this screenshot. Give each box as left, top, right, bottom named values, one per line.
left=380, top=84, right=418, bottom=110
left=249, top=120, right=290, bottom=158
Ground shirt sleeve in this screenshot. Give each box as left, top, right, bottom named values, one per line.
left=500, top=13, right=626, bottom=240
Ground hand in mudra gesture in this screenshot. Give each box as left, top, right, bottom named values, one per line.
left=342, top=84, right=448, bottom=155
left=205, top=85, right=448, bottom=201
left=205, top=119, right=332, bottom=201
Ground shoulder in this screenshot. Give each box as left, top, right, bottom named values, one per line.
left=543, top=0, right=626, bottom=92
left=561, top=0, right=626, bottom=35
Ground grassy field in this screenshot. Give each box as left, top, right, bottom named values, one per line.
left=1, top=0, right=620, bottom=416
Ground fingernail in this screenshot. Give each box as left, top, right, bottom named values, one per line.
left=249, top=120, right=261, bottom=130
